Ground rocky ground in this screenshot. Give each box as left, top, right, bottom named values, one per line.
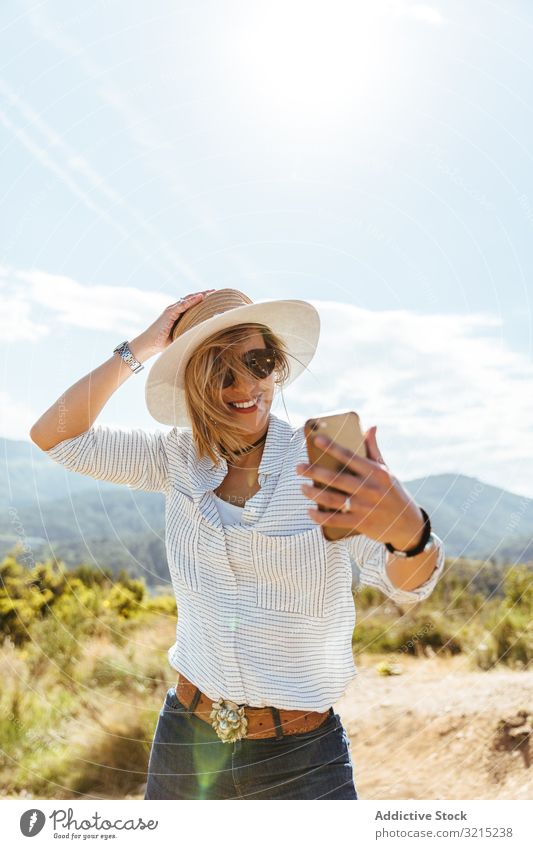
left=335, top=653, right=532, bottom=800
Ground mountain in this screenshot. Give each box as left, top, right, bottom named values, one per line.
left=1, top=437, right=532, bottom=587
left=1, top=486, right=165, bottom=543
left=0, top=435, right=102, bottom=508
left=403, top=473, right=533, bottom=560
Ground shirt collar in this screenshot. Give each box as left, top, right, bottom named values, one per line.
left=187, top=412, right=294, bottom=504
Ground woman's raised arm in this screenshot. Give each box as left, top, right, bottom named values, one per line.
left=29, top=290, right=214, bottom=450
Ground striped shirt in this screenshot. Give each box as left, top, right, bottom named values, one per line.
left=44, top=411, right=445, bottom=711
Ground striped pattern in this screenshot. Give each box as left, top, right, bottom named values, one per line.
left=45, top=412, right=445, bottom=711
left=252, top=525, right=328, bottom=617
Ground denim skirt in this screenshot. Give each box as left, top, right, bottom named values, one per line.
left=144, top=686, right=358, bottom=800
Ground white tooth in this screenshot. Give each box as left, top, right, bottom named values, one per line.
left=231, top=396, right=257, bottom=408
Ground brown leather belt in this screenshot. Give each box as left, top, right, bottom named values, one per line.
left=175, top=672, right=333, bottom=742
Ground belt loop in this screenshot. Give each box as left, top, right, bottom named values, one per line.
left=270, top=707, right=284, bottom=740
left=188, top=687, right=202, bottom=714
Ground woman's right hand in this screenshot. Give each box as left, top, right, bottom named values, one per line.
left=130, top=289, right=217, bottom=360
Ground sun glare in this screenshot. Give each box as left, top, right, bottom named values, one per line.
left=226, top=0, right=395, bottom=130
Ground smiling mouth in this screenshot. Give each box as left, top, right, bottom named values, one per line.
left=228, top=395, right=260, bottom=409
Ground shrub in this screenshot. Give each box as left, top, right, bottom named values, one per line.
left=503, top=564, right=533, bottom=613
left=482, top=609, right=532, bottom=669
left=353, top=610, right=463, bottom=656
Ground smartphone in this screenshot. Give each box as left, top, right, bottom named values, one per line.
left=304, top=409, right=367, bottom=542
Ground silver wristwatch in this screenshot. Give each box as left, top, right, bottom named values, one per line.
left=113, top=340, right=144, bottom=373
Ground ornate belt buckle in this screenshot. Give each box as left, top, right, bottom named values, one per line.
left=210, top=697, right=248, bottom=743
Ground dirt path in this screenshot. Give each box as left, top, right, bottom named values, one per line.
left=335, top=653, right=532, bottom=799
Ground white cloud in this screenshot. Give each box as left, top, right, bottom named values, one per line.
left=2, top=277, right=532, bottom=496
left=0, top=281, right=48, bottom=341
left=280, top=300, right=533, bottom=498
left=0, top=266, right=169, bottom=337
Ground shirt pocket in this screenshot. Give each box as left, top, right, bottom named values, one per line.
left=250, top=525, right=328, bottom=618
left=166, top=487, right=202, bottom=593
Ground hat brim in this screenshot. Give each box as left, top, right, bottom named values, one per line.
left=145, top=299, right=320, bottom=426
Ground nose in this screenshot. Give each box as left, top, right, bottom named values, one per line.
left=232, top=378, right=260, bottom=396
left=229, top=365, right=261, bottom=389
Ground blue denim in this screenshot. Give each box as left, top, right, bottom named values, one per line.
left=144, top=687, right=358, bottom=800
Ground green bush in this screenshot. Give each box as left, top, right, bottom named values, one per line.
left=0, top=556, right=164, bottom=647
left=465, top=565, right=533, bottom=670
left=476, top=608, right=532, bottom=670
left=105, top=584, right=144, bottom=619
left=503, top=564, right=533, bottom=612
left=144, top=594, right=177, bottom=616
left=353, top=610, right=463, bottom=655
left=351, top=559, right=533, bottom=667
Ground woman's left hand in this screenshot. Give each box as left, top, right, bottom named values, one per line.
left=295, top=425, right=425, bottom=549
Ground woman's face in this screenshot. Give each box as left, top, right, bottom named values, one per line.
left=219, top=331, right=275, bottom=430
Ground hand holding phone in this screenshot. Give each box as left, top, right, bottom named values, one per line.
left=303, top=409, right=367, bottom=541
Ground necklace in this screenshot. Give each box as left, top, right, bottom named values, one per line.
left=214, top=433, right=267, bottom=504
left=218, top=431, right=267, bottom=459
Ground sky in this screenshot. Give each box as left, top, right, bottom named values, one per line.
left=1, top=0, right=533, bottom=497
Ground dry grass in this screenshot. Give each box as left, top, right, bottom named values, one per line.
left=0, top=614, right=177, bottom=799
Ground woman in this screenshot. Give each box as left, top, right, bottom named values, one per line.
left=30, top=288, right=445, bottom=800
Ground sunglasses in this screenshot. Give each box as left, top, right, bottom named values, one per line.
left=221, top=347, right=278, bottom=388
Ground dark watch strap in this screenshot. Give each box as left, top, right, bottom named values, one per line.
left=385, top=506, right=432, bottom=558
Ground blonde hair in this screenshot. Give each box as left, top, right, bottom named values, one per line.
left=183, top=322, right=291, bottom=466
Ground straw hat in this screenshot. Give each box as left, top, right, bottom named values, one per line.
left=144, top=288, right=320, bottom=426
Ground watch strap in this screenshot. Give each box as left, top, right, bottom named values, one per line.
left=113, top=340, right=144, bottom=373
left=385, top=506, right=432, bottom=558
